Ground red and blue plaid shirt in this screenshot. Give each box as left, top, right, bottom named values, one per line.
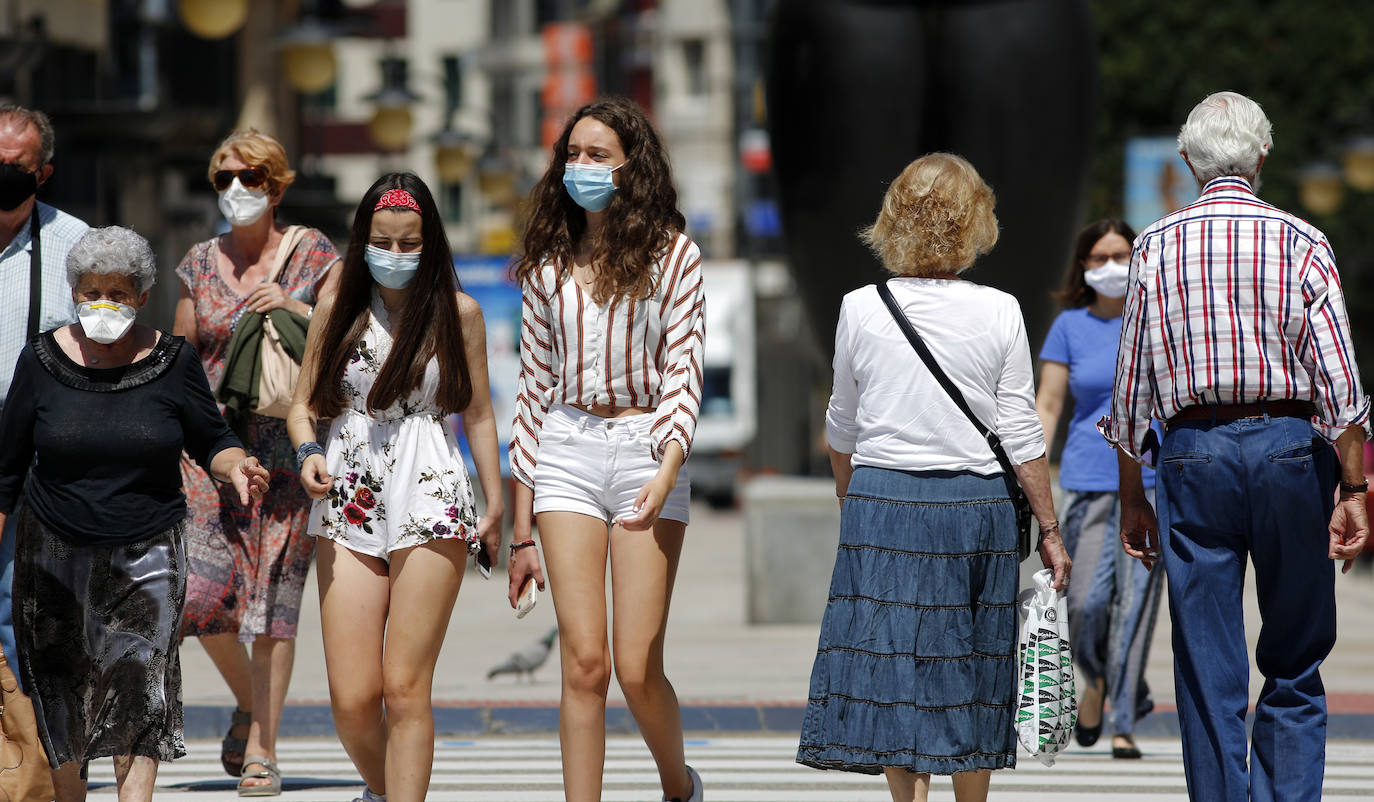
left=1100, top=176, right=1371, bottom=461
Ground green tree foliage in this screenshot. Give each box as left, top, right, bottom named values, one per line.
left=1088, top=0, right=1374, bottom=377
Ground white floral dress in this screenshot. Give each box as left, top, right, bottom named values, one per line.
left=308, top=292, right=479, bottom=560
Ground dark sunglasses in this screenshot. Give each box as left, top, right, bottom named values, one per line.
left=212, top=167, right=268, bottom=192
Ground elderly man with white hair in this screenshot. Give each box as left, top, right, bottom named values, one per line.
left=0, top=226, right=270, bottom=802
left=1099, top=91, right=1370, bottom=801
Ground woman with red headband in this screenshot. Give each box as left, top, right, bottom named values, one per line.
left=287, top=173, right=502, bottom=802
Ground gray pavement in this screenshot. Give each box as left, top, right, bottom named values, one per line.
left=82, top=736, right=1374, bottom=800
left=178, top=496, right=1374, bottom=731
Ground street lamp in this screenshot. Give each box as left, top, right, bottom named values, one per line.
left=1343, top=136, right=1374, bottom=192
left=1297, top=163, right=1344, bottom=217
left=433, top=129, right=477, bottom=184
left=432, top=56, right=476, bottom=184
left=278, top=17, right=339, bottom=95
left=365, top=56, right=421, bottom=152
left=178, top=0, right=249, bottom=39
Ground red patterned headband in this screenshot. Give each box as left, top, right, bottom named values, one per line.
left=374, top=189, right=422, bottom=213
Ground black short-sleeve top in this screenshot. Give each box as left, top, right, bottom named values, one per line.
left=0, top=330, right=241, bottom=544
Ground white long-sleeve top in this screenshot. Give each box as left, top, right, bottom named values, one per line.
left=510, top=232, right=706, bottom=489
left=827, top=278, right=1045, bottom=474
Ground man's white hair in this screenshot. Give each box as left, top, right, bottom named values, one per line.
left=1177, top=91, right=1273, bottom=184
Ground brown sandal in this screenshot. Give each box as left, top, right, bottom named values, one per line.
left=221, top=708, right=252, bottom=777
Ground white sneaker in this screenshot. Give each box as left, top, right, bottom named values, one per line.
left=662, top=765, right=702, bottom=802
left=351, top=789, right=385, bottom=802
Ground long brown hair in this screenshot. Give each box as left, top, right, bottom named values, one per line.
left=513, top=97, right=685, bottom=302
left=1054, top=217, right=1137, bottom=308
left=307, top=173, right=472, bottom=417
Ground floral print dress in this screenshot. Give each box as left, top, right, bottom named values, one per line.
left=177, top=229, right=338, bottom=641
left=308, top=291, right=479, bottom=559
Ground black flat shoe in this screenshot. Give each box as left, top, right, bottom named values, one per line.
left=1075, top=721, right=1102, bottom=747
left=1112, top=743, right=1143, bottom=759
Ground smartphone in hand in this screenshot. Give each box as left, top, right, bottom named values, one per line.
left=476, top=547, right=493, bottom=580
left=516, top=576, right=538, bottom=619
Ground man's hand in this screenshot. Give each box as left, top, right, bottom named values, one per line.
left=1120, top=494, right=1161, bottom=571
left=1330, top=493, right=1369, bottom=574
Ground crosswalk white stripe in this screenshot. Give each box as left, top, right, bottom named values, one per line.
left=81, top=736, right=1374, bottom=800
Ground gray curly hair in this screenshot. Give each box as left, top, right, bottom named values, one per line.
left=66, top=226, right=158, bottom=295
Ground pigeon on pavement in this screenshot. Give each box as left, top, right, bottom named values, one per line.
left=487, top=627, right=558, bottom=682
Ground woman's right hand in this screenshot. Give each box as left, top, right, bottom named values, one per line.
left=1038, top=529, right=1072, bottom=591
left=507, top=544, right=547, bottom=609
left=300, top=453, right=333, bottom=498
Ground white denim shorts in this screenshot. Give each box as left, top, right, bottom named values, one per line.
left=532, top=405, right=690, bottom=525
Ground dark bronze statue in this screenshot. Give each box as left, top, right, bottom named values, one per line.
left=767, top=0, right=1099, bottom=354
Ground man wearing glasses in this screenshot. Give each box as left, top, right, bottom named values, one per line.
left=0, top=103, right=90, bottom=800
left=1100, top=91, right=1369, bottom=802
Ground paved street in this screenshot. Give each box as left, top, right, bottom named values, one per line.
left=179, top=500, right=1374, bottom=716
left=86, top=735, right=1374, bottom=800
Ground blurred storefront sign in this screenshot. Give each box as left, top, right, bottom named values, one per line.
left=1124, top=136, right=1192, bottom=233
left=541, top=22, right=596, bottom=148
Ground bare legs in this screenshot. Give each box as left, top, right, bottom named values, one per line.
left=317, top=538, right=466, bottom=802
left=53, top=756, right=158, bottom=802
left=52, top=763, right=86, bottom=802
left=199, top=632, right=296, bottom=789
left=539, top=511, right=692, bottom=802
left=884, top=769, right=990, bottom=802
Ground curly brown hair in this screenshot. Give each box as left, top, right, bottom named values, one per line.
left=860, top=153, right=999, bottom=277
left=513, top=97, right=685, bottom=303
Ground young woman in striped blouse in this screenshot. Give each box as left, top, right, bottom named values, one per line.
left=507, top=97, right=706, bottom=802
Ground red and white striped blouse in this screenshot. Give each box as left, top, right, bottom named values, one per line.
left=510, top=232, right=706, bottom=489
left=1100, top=176, right=1371, bottom=461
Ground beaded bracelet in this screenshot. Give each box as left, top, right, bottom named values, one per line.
left=510, top=539, right=537, bottom=555
left=295, top=441, right=325, bottom=471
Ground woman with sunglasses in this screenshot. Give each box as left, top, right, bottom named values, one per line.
left=172, top=129, right=341, bottom=795
left=1034, top=218, right=1162, bottom=760
left=507, top=97, right=704, bottom=802
left=289, top=173, right=501, bottom=802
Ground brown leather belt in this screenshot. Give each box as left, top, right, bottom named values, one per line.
left=1167, top=400, right=1315, bottom=427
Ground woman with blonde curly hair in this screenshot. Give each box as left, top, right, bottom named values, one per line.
left=796, top=153, right=1071, bottom=802
left=173, top=129, right=341, bottom=795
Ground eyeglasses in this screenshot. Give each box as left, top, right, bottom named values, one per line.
left=212, top=167, right=268, bottom=192
left=1083, top=250, right=1132, bottom=267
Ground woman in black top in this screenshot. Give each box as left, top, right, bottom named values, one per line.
left=0, top=226, right=270, bottom=802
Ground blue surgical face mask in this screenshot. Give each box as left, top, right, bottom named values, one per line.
left=365, top=245, right=421, bottom=289
left=562, top=162, right=624, bottom=212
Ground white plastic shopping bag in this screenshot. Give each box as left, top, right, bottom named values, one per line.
left=1015, top=568, right=1077, bottom=767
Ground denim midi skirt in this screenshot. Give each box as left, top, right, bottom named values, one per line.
left=797, top=467, right=1020, bottom=775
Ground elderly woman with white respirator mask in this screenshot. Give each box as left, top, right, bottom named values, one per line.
left=172, top=129, right=341, bottom=795
left=0, top=226, right=270, bottom=802
left=1034, top=218, right=1164, bottom=760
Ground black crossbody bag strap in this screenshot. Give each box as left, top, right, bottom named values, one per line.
left=875, top=281, right=1033, bottom=558
left=26, top=206, right=41, bottom=338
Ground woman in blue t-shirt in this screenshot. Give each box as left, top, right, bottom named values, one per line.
left=1035, top=218, right=1163, bottom=760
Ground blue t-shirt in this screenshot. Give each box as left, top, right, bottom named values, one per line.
left=1039, top=308, right=1157, bottom=491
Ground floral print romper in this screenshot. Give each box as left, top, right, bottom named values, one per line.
left=308, top=291, right=479, bottom=559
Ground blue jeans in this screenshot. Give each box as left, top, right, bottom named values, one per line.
left=1156, top=416, right=1337, bottom=802
left=0, top=508, right=19, bottom=692
left=1061, top=490, right=1162, bottom=735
